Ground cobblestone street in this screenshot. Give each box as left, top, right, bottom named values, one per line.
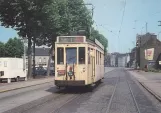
left=1, top=68, right=161, bottom=113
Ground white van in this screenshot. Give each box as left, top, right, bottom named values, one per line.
left=0, top=58, right=27, bottom=83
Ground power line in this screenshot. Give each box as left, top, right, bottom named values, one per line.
left=117, top=0, right=127, bottom=52
left=118, top=0, right=127, bottom=38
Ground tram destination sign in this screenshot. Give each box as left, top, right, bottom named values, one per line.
left=58, top=36, right=85, bottom=43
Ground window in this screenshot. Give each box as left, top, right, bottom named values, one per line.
left=97, top=51, right=100, bottom=65
left=0, top=61, right=1, bottom=66
left=66, top=48, right=77, bottom=64
left=96, top=51, right=97, bottom=64
left=44, top=58, right=46, bottom=63
left=57, top=48, right=64, bottom=64
left=4, top=61, right=7, bottom=67
left=79, top=47, right=85, bottom=64
left=88, top=48, right=90, bottom=64
left=39, top=57, right=42, bottom=63
left=100, top=53, right=102, bottom=65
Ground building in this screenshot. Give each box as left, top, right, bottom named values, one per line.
left=129, top=47, right=136, bottom=68
left=104, top=53, right=111, bottom=67
left=110, top=54, right=116, bottom=67
left=117, top=53, right=130, bottom=67
left=136, top=33, right=161, bottom=69
left=25, top=46, right=54, bottom=68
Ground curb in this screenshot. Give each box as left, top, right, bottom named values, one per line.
left=0, top=80, right=54, bottom=93
left=138, top=81, right=161, bottom=102
left=127, top=70, right=161, bottom=102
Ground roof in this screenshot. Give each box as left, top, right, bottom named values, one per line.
left=34, top=48, right=50, bottom=56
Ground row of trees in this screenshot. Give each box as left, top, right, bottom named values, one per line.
left=0, top=38, right=24, bottom=58
left=0, top=0, right=108, bottom=78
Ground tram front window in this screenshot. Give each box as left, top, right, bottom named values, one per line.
left=66, top=48, right=77, bottom=64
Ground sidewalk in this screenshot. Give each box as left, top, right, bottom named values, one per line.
left=0, top=76, right=54, bottom=93
left=104, top=67, right=116, bottom=73
left=128, top=69, right=161, bottom=101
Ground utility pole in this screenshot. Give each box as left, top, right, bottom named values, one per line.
left=158, top=21, right=161, bottom=26
left=158, top=21, right=161, bottom=40
left=146, top=22, right=148, bottom=33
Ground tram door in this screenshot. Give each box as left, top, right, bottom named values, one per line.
left=65, top=48, right=77, bottom=80
left=91, top=57, right=95, bottom=83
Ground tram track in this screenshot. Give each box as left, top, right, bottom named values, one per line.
left=105, top=70, right=142, bottom=113
left=105, top=76, right=120, bottom=113
left=125, top=75, right=141, bottom=113
left=50, top=93, right=82, bottom=113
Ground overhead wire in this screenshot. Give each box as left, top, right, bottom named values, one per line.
left=117, top=0, right=127, bottom=52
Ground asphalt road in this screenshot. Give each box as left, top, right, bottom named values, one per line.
left=1, top=68, right=161, bottom=113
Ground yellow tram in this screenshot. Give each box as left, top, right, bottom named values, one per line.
left=54, top=36, right=104, bottom=87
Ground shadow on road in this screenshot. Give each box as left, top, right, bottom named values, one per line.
left=46, top=81, right=103, bottom=94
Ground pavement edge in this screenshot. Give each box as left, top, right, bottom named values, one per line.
left=0, top=80, right=54, bottom=93
left=127, top=70, right=161, bottom=102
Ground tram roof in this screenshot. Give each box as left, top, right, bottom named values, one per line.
left=56, top=36, right=104, bottom=50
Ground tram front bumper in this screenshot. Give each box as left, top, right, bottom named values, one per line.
left=55, top=80, right=85, bottom=87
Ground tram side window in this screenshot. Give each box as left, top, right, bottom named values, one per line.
left=79, top=47, right=85, bottom=64
left=97, top=51, right=99, bottom=65
left=96, top=51, right=97, bottom=65
left=88, top=48, right=90, bottom=64
left=100, top=53, right=101, bottom=65
left=57, top=48, right=64, bottom=64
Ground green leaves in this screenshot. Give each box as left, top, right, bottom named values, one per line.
left=0, top=42, right=5, bottom=57
left=91, top=28, right=108, bottom=53
left=0, top=38, right=24, bottom=58
left=0, top=0, right=108, bottom=52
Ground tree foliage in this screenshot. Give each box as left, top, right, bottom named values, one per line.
left=0, top=42, right=5, bottom=57
left=91, top=28, right=108, bottom=53
left=4, top=37, right=24, bottom=58
left=0, top=0, right=108, bottom=77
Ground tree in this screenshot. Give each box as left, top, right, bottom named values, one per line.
left=5, top=37, right=24, bottom=58
left=38, top=0, right=93, bottom=76
left=0, top=0, right=56, bottom=78
left=0, top=42, right=5, bottom=57
left=91, top=28, right=108, bottom=53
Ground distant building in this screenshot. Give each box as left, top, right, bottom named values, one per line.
left=117, top=53, right=130, bottom=67
left=129, top=47, right=136, bottom=68
left=25, top=46, right=54, bottom=68
left=104, top=53, right=111, bottom=66
left=136, top=33, right=161, bottom=69
left=110, top=54, right=116, bottom=67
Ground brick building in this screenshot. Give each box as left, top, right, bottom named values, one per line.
left=136, top=33, right=161, bottom=69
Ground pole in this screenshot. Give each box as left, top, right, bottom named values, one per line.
left=33, top=38, right=36, bottom=78
left=23, top=39, right=26, bottom=71
left=146, top=22, right=148, bottom=33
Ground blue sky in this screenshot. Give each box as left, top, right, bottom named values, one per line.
left=0, top=0, right=161, bottom=53
left=85, top=0, right=161, bottom=53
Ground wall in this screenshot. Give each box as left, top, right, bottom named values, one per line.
left=110, top=55, right=116, bottom=66
left=139, top=38, right=161, bottom=69
left=118, top=56, right=126, bottom=67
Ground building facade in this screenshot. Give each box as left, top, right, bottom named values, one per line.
left=110, top=54, right=116, bottom=67
left=136, top=33, right=161, bottom=69
left=117, top=53, right=130, bottom=67
left=25, top=46, right=54, bottom=68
